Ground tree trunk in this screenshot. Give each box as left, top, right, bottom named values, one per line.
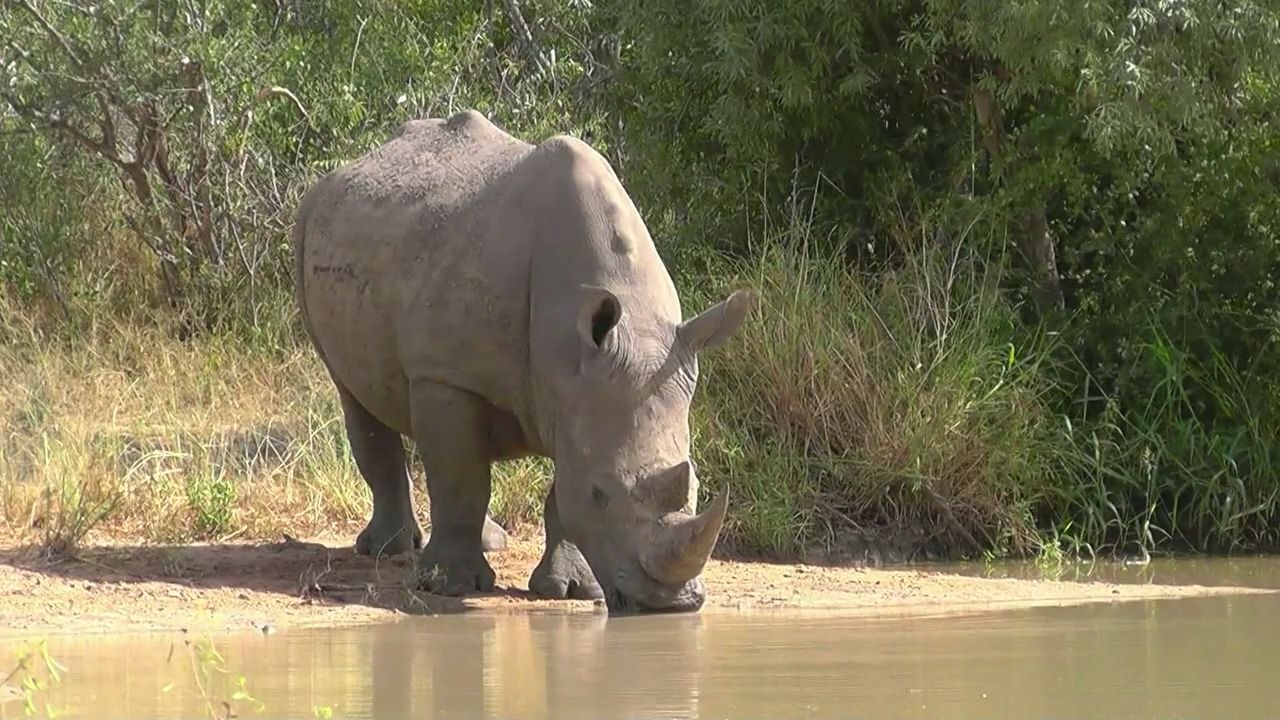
left=1018, top=204, right=1063, bottom=315
left=122, top=161, right=182, bottom=307
left=973, top=85, right=1064, bottom=316
left=499, top=0, right=550, bottom=73
left=182, top=58, right=217, bottom=267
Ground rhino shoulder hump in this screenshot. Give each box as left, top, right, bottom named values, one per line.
left=391, top=118, right=442, bottom=139
left=391, top=108, right=488, bottom=134
left=445, top=108, right=491, bottom=132
left=537, top=133, right=594, bottom=160
left=534, top=134, right=616, bottom=185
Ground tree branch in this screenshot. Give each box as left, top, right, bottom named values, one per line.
left=0, top=89, right=126, bottom=166
left=94, top=92, right=118, bottom=156
left=499, top=0, right=551, bottom=74
left=973, top=78, right=1064, bottom=315
left=14, top=0, right=86, bottom=70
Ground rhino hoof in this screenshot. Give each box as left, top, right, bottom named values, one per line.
left=414, top=544, right=496, bottom=595
left=355, top=520, right=423, bottom=558
left=529, top=570, right=604, bottom=601
left=529, top=543, right=604, bottom=601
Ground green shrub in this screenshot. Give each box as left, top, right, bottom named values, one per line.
left=187, top=474, right=237, bottom=539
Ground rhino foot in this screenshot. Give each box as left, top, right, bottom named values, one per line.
left=529, top=541, right=604, bottom=600
left=413, top=540, right=496, bottom=595
left=355, top=516, right=423, bottom=558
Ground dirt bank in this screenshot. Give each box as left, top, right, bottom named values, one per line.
left=0, top=533, right=1271, bottom=638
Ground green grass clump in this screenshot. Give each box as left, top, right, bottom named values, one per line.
left=489, top=457, right=553, bottom=533
left=187, top=474, right=237, bottom=539
left=1, top=639, right=68, bottom=718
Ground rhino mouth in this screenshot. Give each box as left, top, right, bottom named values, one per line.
left=605, top=566, right=707, bottom=615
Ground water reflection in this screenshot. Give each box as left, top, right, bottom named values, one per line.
left=943, top=554, right=1280, bottom=589
left=6, top=589, right=1280, bottom=719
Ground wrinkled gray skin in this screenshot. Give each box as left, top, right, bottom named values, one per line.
left=293, top=110, right=750, bottom=613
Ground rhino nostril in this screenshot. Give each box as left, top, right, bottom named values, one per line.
left=667, top=578, right=707, bottom=612
left=679, top=589, right=706, bottom=612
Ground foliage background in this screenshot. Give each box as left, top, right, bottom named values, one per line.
left=3, top=0, right=1280, bottom=560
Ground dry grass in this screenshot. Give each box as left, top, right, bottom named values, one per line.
left=0, top=300, right=549, bottom=555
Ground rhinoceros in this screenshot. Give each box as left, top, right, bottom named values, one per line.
left=292, top=109, right=750, bottom=613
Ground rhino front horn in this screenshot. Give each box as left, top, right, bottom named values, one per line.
left=641, top=485, right=730, bottom=586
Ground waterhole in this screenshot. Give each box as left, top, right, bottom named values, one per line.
left=4, top=558, right=1279, bottom=719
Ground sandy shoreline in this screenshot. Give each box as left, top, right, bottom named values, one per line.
left=0, top=533, right=1272, bottom=638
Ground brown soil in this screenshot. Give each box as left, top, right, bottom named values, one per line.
left=0, top=532, right=1271, bottom=638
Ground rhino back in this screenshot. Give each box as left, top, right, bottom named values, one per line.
left=297, top=111, right=535, bottom=434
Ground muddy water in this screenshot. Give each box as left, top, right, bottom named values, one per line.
left=946, top=553, right=1280, bottom=590
left=6, top=562, right=1280, bottom=719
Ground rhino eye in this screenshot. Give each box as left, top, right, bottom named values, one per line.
left=591, top=485, right=610, bottom=509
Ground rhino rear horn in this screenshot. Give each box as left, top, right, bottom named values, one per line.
left=676, top=289, right=753, bottom=354
left=640, top=485, right=729, bottom=586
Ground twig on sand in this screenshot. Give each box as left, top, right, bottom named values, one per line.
left=273, top=533, right=326, bottom=552
left=296, top=552, right=335, bottom=601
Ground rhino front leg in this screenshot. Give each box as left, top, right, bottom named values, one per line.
left=529, top=483, right=604, bottom=600
left=338, top=386, right=423, bottom=557
left=410, top=382, right=497, bottom=595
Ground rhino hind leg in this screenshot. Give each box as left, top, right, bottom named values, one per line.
left=410, top=381, right=498, bottom=595
left=529, top=484, right=604, bottom=600
left=338, top=387, right=424, bottom=558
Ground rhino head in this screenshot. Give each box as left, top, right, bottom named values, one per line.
left=552, top=284, right=752, bottom=614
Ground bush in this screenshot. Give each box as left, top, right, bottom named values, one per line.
left=0, top=0, right=611, bottom=333
left=611, top=0, right=1280, bottom=558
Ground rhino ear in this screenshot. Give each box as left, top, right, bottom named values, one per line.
left=677, top=289, right=753, bottom=355
left=577, top=285, right=622, bottom=350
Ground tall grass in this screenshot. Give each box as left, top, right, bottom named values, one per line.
left=2, top=209, right=1062, bottom=561
left=0, top=287, right=570, bottom=552
left=1047, top=320, right=1280, bottom=557
left=0, top=291, right=370, bottom=549
left=685, top=204, right=1062, bottom=560
left=5, top=203, right=1279, bottom=563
